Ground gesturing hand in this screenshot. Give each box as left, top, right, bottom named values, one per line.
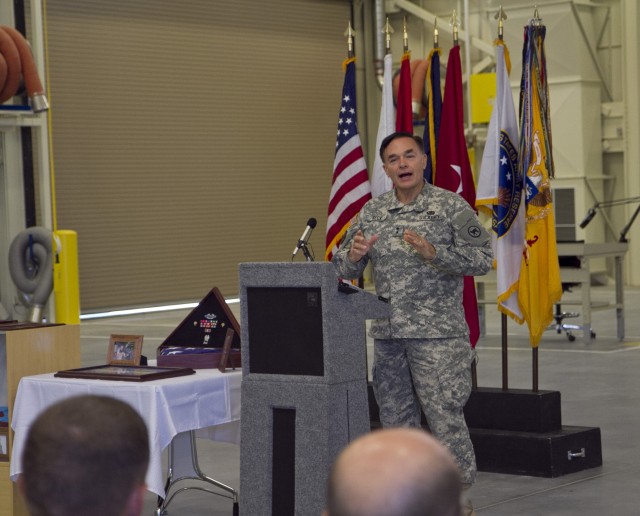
left=403, top=229, right=436, bottom=261
left=348, top=230, right=379, bottom=263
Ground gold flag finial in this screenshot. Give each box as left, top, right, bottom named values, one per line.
left=402, top=16, right=409, bottom=52
left=382, top=17, right=394, bottom=54
left=344, top=21, right=355, bottom=58
left=433, top=16, right=439, bottom=48
left=450, top=10, right=459, bottom=46
left=494, top=5, right=507, bottom=40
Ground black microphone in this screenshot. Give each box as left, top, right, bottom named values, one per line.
left=579, top=207, right=597, bottom=229
left=292, top=218, right=317, bottom=258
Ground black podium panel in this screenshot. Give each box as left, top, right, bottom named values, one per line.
left=247, top=287, right=324, bottom=376
left=471, top=426, right=602, bottom=477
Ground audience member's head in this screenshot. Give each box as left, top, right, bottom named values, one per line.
left=20, top=395, right=150, bottom=516
left=325, top=428, right=462, bottom=516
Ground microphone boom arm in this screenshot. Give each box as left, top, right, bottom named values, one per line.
left=580, top=196, right=640, bottom=242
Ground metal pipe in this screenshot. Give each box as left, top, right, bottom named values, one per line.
left=391, top=0, right=494, bottom=56
left=463, top=0, right=473, bottom=131
left=374, top=0, right=385, bottom=87
left=570, top=1, right=613, bottom=102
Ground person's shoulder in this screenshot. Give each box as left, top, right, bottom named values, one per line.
left=363, top=192, right=392, bottom=211
left=426, top=184, right=472, bottom=208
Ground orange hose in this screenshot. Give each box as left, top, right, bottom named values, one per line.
left=0, top=27, right=22, bottom=103
left=410, top=59, right=429, bottom=117
left=2, top=26, right=46, bottom=98
left=0, top=56, right=8, bottom=92
left=0, top=26, right=47, bottom=110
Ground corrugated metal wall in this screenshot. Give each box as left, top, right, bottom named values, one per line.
left=46, top=0, right=351, bottom=311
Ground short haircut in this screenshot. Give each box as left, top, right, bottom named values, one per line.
left=22, top=395, right=150, bottom=516
left=379, top=131, right=425, bottom=160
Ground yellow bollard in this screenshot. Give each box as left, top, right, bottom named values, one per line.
left=53, top=229, right=80, bottom=324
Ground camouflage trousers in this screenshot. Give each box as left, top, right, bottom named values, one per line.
left=372, top=337, right=477, bottom=484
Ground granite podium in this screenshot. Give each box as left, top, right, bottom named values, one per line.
left=239, top=262, right=390, bottom=516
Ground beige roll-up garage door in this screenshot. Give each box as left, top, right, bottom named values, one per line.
left=45, top=0, right=354, bottom=311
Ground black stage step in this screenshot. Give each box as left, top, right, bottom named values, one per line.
left=368, top=383, right=602, bottom=477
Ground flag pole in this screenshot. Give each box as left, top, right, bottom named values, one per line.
left=433, top=16, right=439, bottom=49
left=495, top=5, right=509, bottom=391
left=345, top=21, right=355, bottom=59
left=496, top=5, right=505, bottom=41
left=344, top=21, right=364, bottom=287
left=471, top=6, right=480, bottom=397
left=531, top=5, right=543, bottom=393
left=383, top=17, right=393, bottom=55
left=395, top=18, right=413, bottom=133
left=450, top=10, right=459, bottom=47
left=402, top=16, right=409, bottom=52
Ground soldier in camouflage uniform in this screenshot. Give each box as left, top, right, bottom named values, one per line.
left=332, top=132, right=493, bottom=496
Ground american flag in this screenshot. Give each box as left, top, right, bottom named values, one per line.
left=325, top=57, right=371, bottom=261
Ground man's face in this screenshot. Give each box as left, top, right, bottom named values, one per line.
left=382, top=137, right=427, bottom=195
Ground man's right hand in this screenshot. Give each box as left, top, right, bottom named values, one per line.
left=348, top=230, right=379, bottom=263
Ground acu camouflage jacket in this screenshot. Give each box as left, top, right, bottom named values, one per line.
left=333, top=182, right=493, bottom=339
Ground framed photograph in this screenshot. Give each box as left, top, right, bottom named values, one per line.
left=0, top=427, right=7, bottom=460
left=108, top=334, right=143, bottom=366
left=54, top=365, right=195, bottom=382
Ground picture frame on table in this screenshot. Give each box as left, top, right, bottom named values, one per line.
left=0, top=427, right=8, bottom=460
left=108, top=334, right=143, bottom=366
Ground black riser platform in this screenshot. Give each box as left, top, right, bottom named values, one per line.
left=471, top=426, right=602, bottom=477
left=368, top=384, right=602, bottom=477
left=464, top=387, right=562, bottom=433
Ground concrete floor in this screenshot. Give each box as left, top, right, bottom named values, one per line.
left=77, top=283, right=640, bottom=515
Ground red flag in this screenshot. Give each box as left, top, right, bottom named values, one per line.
left=434, top=45, right=481, bottom=347
left=395, top=52, right=413, bottom=133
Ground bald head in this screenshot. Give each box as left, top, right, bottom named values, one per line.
left=325, top=428, right=462, bottom=516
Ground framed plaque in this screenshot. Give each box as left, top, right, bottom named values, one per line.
left=54, top=365, right=195, bottom=382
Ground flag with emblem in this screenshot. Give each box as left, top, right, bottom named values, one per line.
left=395, top=51, right=413, bottom=133
left=325, top=57, right=372, bottom=261
left=434, top=44, right=481, bottom=347
left=476, top=40, right=525, bottom=322
left=371, top=52, right=395, bottom=198
left=517, top=23, right=562, bottom=347
left=422, top=47, right=442, bottom=183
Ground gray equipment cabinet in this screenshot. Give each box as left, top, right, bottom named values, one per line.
left=238, top=262, right=390, bottom=516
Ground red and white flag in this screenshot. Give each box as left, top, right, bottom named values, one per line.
left=434, top=45, right=481, bottom=347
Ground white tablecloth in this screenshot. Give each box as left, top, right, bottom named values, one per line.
left=10, top=368, right=242, bottom=497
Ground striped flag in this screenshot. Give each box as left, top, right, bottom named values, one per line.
left=422, top=48, right=442, bottom=183
left=434, top=45, right=481, bottom=347
left=517, top=23, right=562, bottom=347
left=325, top=57, right=371, bottom=261
left=476, top=40, right=525, bottom=322
left=395, top=51, right=413, bottom=133
left=371, top=53, right=395, bottom=198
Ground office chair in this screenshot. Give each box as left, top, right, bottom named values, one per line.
left=553, top=284, right=583, bottom=342
left=553, top=256, right=596, bottom=342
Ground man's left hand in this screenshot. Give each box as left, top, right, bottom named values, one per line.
left=403, top=229, right=436, bottom=261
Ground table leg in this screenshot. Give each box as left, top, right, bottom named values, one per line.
left=581, top=257, right=593, bottom=344
left=156, top=430, right=238, bottom=515
left=615, top=255, right=625, bottom=341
